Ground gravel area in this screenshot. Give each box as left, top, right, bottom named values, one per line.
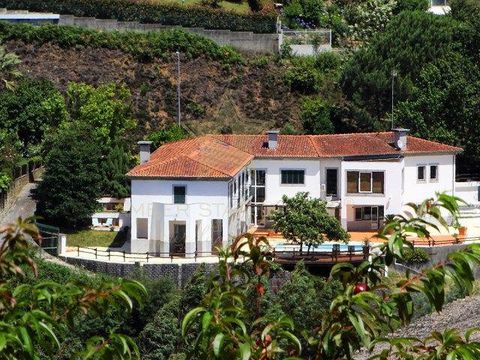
left=355, top=295, right=480, bottom=359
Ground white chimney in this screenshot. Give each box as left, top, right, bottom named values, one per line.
left=392, top=128, right=409, bottom=150
left=267, top=130, right=279, bottom=149
left=138, top=141, right=152, bottom=164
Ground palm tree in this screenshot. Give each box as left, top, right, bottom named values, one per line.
left=0, top=44, right=21, bottom=91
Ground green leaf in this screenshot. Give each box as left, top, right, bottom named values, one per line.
left=213, top=333, right=225, bottom=357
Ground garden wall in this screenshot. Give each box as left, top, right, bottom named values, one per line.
left=56, top=15, right=280, bottom=54
left=60, top=256, right=217, bottom=287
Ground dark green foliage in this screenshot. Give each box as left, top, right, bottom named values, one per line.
left=283, top=0, right=326, bottom=28
left=34, top=123, right=103, bottom=228
left=148, top=124, right=188, bottom=150
left=402, top=247, right=430, bottom=265
left=0, top=78, right=67, bottom=156
left=139, top=296, right=183, bottom=360
left=274, top=262, right=341, bottom=332
left=301, top=97, right=335, bottom=134
left=247, top=0, right=263, bottom=12
left=0, top=0, right=276, bottom=33
left=285, top=57, right=322, bottom=94
left=341, top=11, right=465, bottom=124
left=450, top=0, right=480, bottom=24
left=0, top=22, right=243, bottom=66
left=396, top=52, right=480, bottom=163
left=100, top=145, right=133, bottom=198
left=393, top=0, right=429, bottom=13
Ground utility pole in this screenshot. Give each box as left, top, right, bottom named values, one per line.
left=391, top=70, right=397, bottom=130
left=176, top=50, right=181, bottom=126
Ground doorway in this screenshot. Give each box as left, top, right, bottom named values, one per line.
left=169, top=221, right=186, bottom=256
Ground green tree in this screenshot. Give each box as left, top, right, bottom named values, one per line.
left=341, top=11, right=463, bottom=126
left=35, top=123, right=103, bottom=228
left=0, top=78, right=67, bottom=156
left=100, top=144, right=133, bottom=199
left=271, top=192, right=349, bottom=253
left=66, top=82, right=135, bottom=145
left=0, top=218, right=146, bottom=358
left=301, top=97, right=335, bottom=134
left=148, top=124, right=188, bottom=150
left=0, top=43, right=21, bottom=91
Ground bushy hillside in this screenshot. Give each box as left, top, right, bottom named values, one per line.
left=2, top=23, right=301, bottom=137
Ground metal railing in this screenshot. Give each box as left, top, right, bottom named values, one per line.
left=272, top=245, right=370, bottom=264
left=430, top=0, right=448, bottom=6
left=410, top=236, right=480, bottom=247
left=72, top=246, right=217, bottom=263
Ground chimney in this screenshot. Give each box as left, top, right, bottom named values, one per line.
left=267, top=130, right=279, bottom=149
left=392, top=128, right=409, bottom=150
left=138, top=141, right=152, bottom=164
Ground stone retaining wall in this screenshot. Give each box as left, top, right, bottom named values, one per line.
left=60, top=256, right=217, bottom=287
left=58, top=14, right=280, bottom=54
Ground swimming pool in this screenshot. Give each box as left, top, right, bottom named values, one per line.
left=273, top=243, right=365, bottom=253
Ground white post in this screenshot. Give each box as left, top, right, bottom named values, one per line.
left=57, top=234, right=67, bottom=256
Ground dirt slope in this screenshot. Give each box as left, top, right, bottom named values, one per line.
left=7, top=40, right=301, bottom=137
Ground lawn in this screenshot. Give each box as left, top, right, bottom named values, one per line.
left=149, top=0, right=251, bottom=14
left=66, top=229, right=127, bottom=248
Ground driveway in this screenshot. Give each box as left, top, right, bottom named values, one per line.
left=0, top=182, right=37, bottom=226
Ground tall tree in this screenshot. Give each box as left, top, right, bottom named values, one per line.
left=100, top=144, right=133, bottom=199
left=35, top=123, right=103, bottom=228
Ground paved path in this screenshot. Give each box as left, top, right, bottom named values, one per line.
left=0, top=182, right=37, bottom=226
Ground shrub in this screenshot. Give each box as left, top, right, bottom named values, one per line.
left=301, top=98, right=335, bottom=134
left=0, top=22, right=244, bottom=66
left=0, top=0, right=276, bottom=33
left=403, top=247, right=430, bottom=264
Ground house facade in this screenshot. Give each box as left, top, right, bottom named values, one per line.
left=127, top=129, right=462, bottom=256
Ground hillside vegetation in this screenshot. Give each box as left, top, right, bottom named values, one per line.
left=2, top=23, right=301, bottom=138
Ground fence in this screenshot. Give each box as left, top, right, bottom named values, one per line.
left=272, top=244, right=369, bottom=265
left=71, top=246, right=219, bottom=263
left=430, top=0, right=448, bottom=6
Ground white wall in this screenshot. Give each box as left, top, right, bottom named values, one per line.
left=130, top=179, right=229, bottom=254
left=403, top=154, right=455, bottom=204
left=251, top=158, right=321, bottom=205
left=455, top=181, right=480, bottom=206
left=340, top=158, right=403, bottom=229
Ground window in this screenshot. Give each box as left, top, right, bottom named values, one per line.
left=430, top=165, right=438, bottom=181
left=281, top=170, right=305, bottom=185
left=136, top=218, right=148, bottom=239
left=360, top=172, right=372, bottom=192
left=417, top=166, right=426, bottom=181
left=229, top=183, right=233, bottom=208
left=173, top=186, right=186, bottom=204
left=347, top=172, right=359, bottom=193
left=251, top=170, right=266, bottom=203
left=347, top=171, right=384, bottom=194
left=326, top=169, right=338, bottom=197
left=355, top=206, right=384, bottom=221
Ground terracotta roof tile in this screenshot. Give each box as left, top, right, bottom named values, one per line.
left=128, top=136, right=253, bottom=179
left=128, top=132, right=462, bottom=179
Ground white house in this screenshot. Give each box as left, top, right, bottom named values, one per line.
left=127, top=129, right=465, bottom=256
left=91, top=197, right=131, bottom=231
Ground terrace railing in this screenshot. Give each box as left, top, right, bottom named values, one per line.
left=272, top=244, right=370, bottom=265
left=71, top=246, right=217, bottom=263
left=430, top=0, right=448, bottom=6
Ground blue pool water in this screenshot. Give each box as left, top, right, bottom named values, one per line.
left=274, top=243, right=364, bottom=253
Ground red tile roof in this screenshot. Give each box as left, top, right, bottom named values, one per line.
left=310, top=132, right=462, bottom=157
left=127, top=137, right=254, bottom=179
left=128, top=132, right=462, bottom=179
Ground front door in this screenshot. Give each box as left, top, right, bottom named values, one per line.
left=170, top=223, right=186, bottom=255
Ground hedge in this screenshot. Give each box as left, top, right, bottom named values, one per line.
left=0, top=22, right=244, bottom=65
left=0, top=0, right=277, bottom=33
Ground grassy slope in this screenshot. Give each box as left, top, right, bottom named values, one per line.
left=149, top=0, right=251, bottom=13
